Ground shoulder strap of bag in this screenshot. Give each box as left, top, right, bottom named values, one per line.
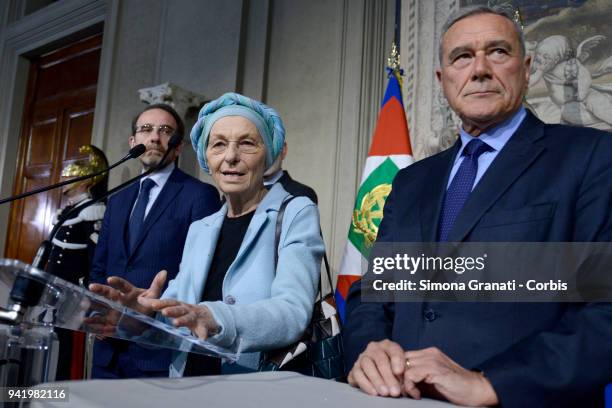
left=274, top=196, right=296, bottom=269
left=274, top=196, right=342, bottom=330
left=274, top=196, right=334, bottom=295
left=320, top=240, right=334, bottom=296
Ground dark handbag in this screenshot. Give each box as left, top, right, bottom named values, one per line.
left=258, top=197, right=345, bottom=381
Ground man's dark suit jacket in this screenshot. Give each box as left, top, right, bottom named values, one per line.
left=90, top=167, right=220, bottom=374
left=344, top=111, right=612, bottom=407
left=278, top=171, right=318, bottom=204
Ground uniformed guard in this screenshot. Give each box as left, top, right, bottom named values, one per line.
left=46, top=145, right=108, bottom=285
left=45, top=144, right=108, bottom=381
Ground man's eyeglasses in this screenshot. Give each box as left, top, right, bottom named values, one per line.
left=207, top=138, right=261, bottom=155
left=135, top=124, right=175, bottom=137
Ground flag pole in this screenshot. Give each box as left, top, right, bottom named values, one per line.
left=394, top=0, right=401, bottom=52
left=334, top=40, right=414, bottom=323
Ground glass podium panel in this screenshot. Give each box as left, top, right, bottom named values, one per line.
left=0, top=258, right=239, bottom=361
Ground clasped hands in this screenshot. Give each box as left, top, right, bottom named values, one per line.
left=347, top=340, right=498, bottom=407
left=88, top=270, right=219, bottom=339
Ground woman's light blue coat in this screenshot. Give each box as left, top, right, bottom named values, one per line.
left=161, top=183, right=324, bottom=376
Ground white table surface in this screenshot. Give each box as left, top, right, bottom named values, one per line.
left=30, top=371, right=468, bottom=408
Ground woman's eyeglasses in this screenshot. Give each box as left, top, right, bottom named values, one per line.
left=207, top=138, right=261, bottom=155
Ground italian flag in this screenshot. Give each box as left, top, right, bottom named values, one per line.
left=335, top=68, right=413, bottom=322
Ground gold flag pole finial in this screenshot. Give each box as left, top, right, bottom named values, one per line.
left=387, top=42, right=400, bottom=72
left=386, top=41, right=403, bottom=90
left=513, top=7, right=524, bottom=30
left=488, top=1, right=524, bottom=30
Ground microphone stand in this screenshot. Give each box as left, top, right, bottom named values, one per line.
left=0, top=144, right=146, bottom=205
left=31, top=135, right=182, bottom=270
left=0, top=138, right=179, bottom=389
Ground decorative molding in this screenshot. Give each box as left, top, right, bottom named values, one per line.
left=241, top=0, right=271, bottom=101
left=356, top=0, right=390, bottom=175
left=153, top=0, right=169, bottom=85
left=138, top=82, right=207, bottom=118
left=401, top=0, right=417, bottom=133
left=91, top=0, right=118, bottom=149
left=429, top=0, right=461, bottom=155
left=330, top=0, right=393, bottom=273
left=0, top=0, right=109, bottom=255
left=6, top=1, right=24, bottom=24
left=401, top=0, right=459, bottom=161
left=5, top=0, right=106, bottom=54
left=330, top=0, right=363, bottom=272
left=0, top=2, right=8, bottom=60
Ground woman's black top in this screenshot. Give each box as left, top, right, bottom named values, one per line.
left=183, top=210, right=255, bottom=377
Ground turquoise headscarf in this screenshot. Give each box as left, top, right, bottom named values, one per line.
left=190, top=92, right=286, bottom=173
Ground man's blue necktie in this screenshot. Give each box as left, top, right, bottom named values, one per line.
left=128, top=178, right=156, bottom=252
left=438, top=139, right=492, bottom=241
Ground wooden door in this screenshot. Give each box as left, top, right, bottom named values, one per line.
left=5, top=34, right=102, bottom=263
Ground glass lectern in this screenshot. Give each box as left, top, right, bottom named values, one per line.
left=0, top=259, right=239, bottom=388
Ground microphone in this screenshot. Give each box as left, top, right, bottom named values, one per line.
left=0, top=144, right=146, bottom=205
left=127, top=143, right=147, bottom=159
left=32, top=135, right=182, bottom=270
left=167, top=132, right=183, bottom=150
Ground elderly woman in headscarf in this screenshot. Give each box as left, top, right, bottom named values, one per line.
left=90, top=93, right=324, bottom=376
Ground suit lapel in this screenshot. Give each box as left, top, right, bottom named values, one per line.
left=420, top=141, right=460, bottom=241
left=190, top=209, right=225, bottom=302
left=447, top=112, right=546, bottom=242
left=231, top=212, right=268, bottom=265
left=223, top=184, right=286, bottom=286
left=129, top=169, right=184, bottom=257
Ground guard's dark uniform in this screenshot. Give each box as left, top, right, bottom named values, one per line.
left=46, top=200, right=105, bottom=285
left=45, top=197, right=105, bottom=381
